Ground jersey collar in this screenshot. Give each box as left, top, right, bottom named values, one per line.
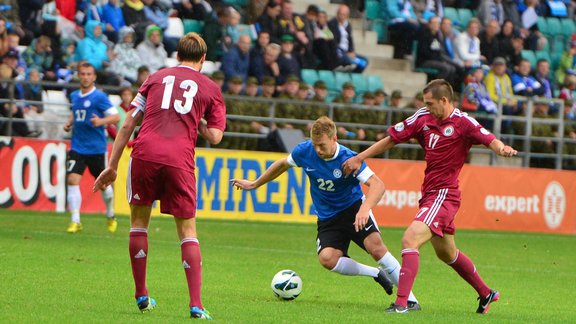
left=79, top=86, right=96, bottom=98
left=178, top=65, right=199, bottom=72
left=323, top=143, right=341, bottom=161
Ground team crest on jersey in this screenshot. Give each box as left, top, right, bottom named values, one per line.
left=333, top=169, right=342, bottom=178
left=443, top=125, right=454, bottom=137
left=83, top=100, right=91, bottom=108
left=480, top=127, right=490, bottom=135
left=394, top=122, right=404, bottom=132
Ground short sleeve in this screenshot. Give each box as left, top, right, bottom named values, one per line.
left=205, top=90, right=226, bottom=131
left=388, top=109, right=425, bottom=144
left=287, top=142, right=306, bottom=167
left=463, top=114, right=496, bottom=146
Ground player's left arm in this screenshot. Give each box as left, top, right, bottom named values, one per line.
left=354, top=168, right=385, bottom=232
left=488, top=139, right=518, bottom=157
left=199, top=118, right=224, bottom=144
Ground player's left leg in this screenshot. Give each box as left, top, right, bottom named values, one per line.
left=129, top=204, right=156, bottom=312
left=88, top=154, right=116, bottom=232
left=431, top=234, right=498, bottom=313
left=363, top=233, right=419, bottom=307
left=66, top=172, right=83, bottom=233
left=175, top=217, right=212, bottom=320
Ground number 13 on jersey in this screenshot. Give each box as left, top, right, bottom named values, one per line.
left=161, top=75, right=198, bottom=114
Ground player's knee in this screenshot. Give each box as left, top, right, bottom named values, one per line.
left=434, top=249, right=454, bottom=263
left=318, top=251, right=338, bottom=270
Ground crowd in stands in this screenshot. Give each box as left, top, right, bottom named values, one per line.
left=0, top=0, right=575, bottom=168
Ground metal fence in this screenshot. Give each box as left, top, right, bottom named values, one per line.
left=1, top=79, right=575, bottom=170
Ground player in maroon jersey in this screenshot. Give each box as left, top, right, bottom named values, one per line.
left=93, top=32, right=226, bottom=319
left=342, top=79, right=517, bottom=314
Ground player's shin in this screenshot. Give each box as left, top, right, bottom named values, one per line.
left=378, top=252, right=418, bottom=303
left=181, top=238, right=203, bottom=309
left=129, top=228, right=149, bottom=298
left=448, top=250, right=491, bottom=298
left=396, top=249, right=420, bottom=307
left=68, top=185, right=82, bottom=223
left=331, top=257, right=380, bottom=277
left=101, top=185, right=114, bottom=218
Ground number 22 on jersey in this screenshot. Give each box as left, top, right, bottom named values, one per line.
left=161, top=75, right=198, bottom=114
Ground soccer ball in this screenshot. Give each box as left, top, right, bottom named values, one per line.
left=271, top=270, right=302, bottom=300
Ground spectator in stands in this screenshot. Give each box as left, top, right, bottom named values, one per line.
left=476, top=0, right=505, bottom=26
left=533, top=58, right=554, bottom=102
left=225, top=75, right=244, bottom=95
left=85, top=0, right=104, bottom=24
left=22, top=68, right=44, bottom=114
left=22, top=35, right=54, bottom=78
left=404, top=92, right=425, bottom=109
left=479, top=19, right=500, bottom=65
left=454, top=18, right=483, bottom=70
left=311, top=80, right=328, bottom=102
left=521, top=0, right=548, bottom=51
left=297, top=82, right=310, bottom=100
left=559, top=74, right=576, bottom=119
left=328, top=4, right=368, bottom=72
left=374, top=89, right=387, bottom=106
left=416, top=16, right=460, bottom=89
left=462, top=66, right=498, bottom=129
left=333, top=82, right=366, bottom=148
left=109, top=26, right=142, bottom=84
left=256, top=0, right=283, bottom=44
left=277, top=34, right=300, bottom=85
left=136, top=24, right=167, bottom=73
left=177, top=0, right=210, bottom=21
left=249, top=42, right=281, bottom=84
left=210, top=70, right=225, bottom=89
left=0, top=62, right=41, bottom=137
left=224, top=7, right=242, bottom=50
left=438, top=17, right=461, bottom=69
left=555, top=35, right=576, bottom=87
left=333, top=81, right=357, bottom=104
left=412, top=0, right=445, bottom=21
left=244, top=77, right=260, bottom=97
left=313, top=9, right=338, bottom=70
left=0, top=15, right=9, bottom=57
left=260, top=75, right=276, bottom=98
left=279, top=74, right=300, bottom=99
left=279, top=1, right=314, bottom=70
left=485, top=56, right=518, bottom=124
left=101, top=0, right=126, bottom=44
left=381, top=0, right=420, bottom=59
left=519, top=100, right=557, bottom=169
left=511, top=58, right=545, bottom=97
left=6, top=32, right=25, bottom=75
left=123, top=0, right=147, bottom=28
left=361, top=91, right=376, bottom=106
left=221, top=34, right=251, bottom=86
left=203, top=6, right=228, bottom=62
left=142, top=0, right=178, bottom=55
left=300, top=5, right=319, bottom=69
left=75, top=20, right=109, bottom=72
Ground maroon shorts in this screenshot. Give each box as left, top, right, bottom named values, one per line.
left=128, top=157, right=197, bottom=218
left=415, top=188, right=461, bottom=237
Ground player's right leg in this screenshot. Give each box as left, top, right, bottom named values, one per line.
left=129, top=204, right=155, bottom=312
left=66, top=153, right=84, bottom=233
left=385, top=220, right=432, bottom=313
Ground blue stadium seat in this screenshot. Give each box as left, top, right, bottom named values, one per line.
left=334, top=72, right=352, bottom=90
left=372, top=19, right=388, bottom=43
left=183, top=19, right=204, bottom=34
left=521, top=50, right=537, bottom=68
left=545, top=17, right=562, bottom=37
left=318, top=70, right=337, bottom=91
left=443, top=8, right=460, bottom=30
left=535, top=50, right=551, bottom=64
left=537, top=17, right=548, bottom=35
left=457, top=8, right=473, bottom=29
left=351, top=73, right=369, bottom=94
left=301, top=69, right=319, bottom=86
left=366, top=0, right=381, bottom=20
left=560, top=18, right=575, bottom=39
left=367, top=75, right=384, bottom=92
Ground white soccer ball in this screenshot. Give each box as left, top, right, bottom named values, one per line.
left=271, top=269, right=302, bottom=300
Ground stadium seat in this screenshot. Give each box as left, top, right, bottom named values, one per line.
left=535, top=50, right=551, bottom=64
left=457, top=8, right=473, bottom=29
left=351, top=73, right=369, bottom=94
left=366, top=0, right=381, bottom=20
left=545, top=17, right=562, bottom=37
left=334, top=72, right=352, bottom=90
left=521, top=50, right=537, bottom=68
left=318, top=70, right=337, bottom=91
left=411, top=40, right=439, bottom=79
left=237, top=24, right=257, bottom=40
left=372, top=19, right=388, bottom=43
left=166, top=17, right=185, bottom=38
left=560, top=18, right=575, bottom=39
left=537, top=17, right=548, bottom=35
left=443, top=7, right=460, bottom=29
left=183, top=19, right=204, bottom=34
left=551, top=37, right=565, bottom=53
left=367, top=74, right=384, bottom=92
left=301, top=69, right=319, bottom=85
left=43, top=90, right=70, bottom=116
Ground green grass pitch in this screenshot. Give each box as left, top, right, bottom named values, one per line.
left=1, top=210, right=575, bottom=323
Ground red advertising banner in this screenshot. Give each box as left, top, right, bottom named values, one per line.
left=367, top=159, right=576, bottom=235
left=0, top=137, right=105, bottom=213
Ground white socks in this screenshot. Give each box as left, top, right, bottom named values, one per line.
left=68, top=185, right=82, bottom=223
left=378, top=252, right=418, bottom=303
left=331, top=257, right=379, bottom=277
left=101, top=185, right=114, bottom=218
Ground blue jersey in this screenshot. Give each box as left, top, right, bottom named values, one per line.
left=69, top=87, right=117, bottom=154
left=287, top=141, right=375, bottom=221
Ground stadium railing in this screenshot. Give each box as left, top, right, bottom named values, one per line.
left=0, top=80, right=574, bottom=170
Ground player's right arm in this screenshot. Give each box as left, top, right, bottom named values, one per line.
left=63, top=115, right=73, bottom=132
left=198, top=118, right=224, bottom=144
left=231, top=158, right=292, bottom=190
left=342, top=136, right=396, bottom=177
left=93, top=107, right=143, bottom=192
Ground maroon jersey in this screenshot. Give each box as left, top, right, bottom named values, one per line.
left=388, top=107, right=496, bottom=194
left=130, top=66, right=226, bottom=172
